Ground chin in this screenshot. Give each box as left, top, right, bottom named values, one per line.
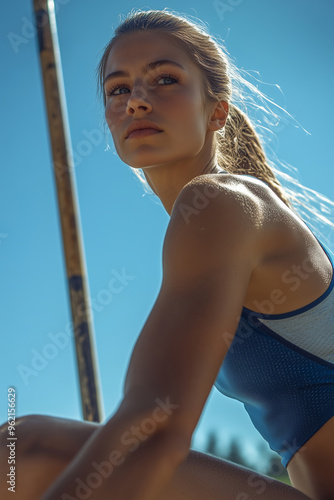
left=121, top=152, right=168, bottom=169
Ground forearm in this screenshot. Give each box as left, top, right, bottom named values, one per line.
left=39, top=413, right=187, bottom=500
left=97, top=431, right=185, bottom=500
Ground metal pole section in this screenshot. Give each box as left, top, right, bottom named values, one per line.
left=32, top=0, right=104, bottom=423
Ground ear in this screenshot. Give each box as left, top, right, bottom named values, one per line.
left=208, top=101, right=229, bottom=132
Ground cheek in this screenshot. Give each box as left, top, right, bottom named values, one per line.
left=104, top=98, right=128, bottom=132
left=168, top=89, right=205, bottom=129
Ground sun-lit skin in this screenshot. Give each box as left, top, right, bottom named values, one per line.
left=1, top=27, right=334, bottom=500
left=101, top=31, right=334, bottom=500
left=103, top=31, right=228, bottom=215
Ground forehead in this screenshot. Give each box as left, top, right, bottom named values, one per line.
left=104, top=31, right=197, bottom=76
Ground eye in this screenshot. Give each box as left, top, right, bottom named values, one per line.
left=104, top=74, right=179, bottom=98
left=155, top=74, right=179, bottom=86
left=105, top=84, right=130, bottom=97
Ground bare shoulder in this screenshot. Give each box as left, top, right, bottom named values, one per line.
left=171, top=171, right=267, bottom=224
left=165, top=172, right=267, bottom=284
left=184, top=170, right=332, bottom=265
left=169, top=172, right=333, bottom=313
left=167, top=171, right=278, bottom=265
left=169, top=171, right=269, bottom=239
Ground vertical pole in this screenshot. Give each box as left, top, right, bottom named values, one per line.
left=32, top=0, right=104, bottom=423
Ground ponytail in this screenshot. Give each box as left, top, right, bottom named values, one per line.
left=217, top=104, right=292, bottom=208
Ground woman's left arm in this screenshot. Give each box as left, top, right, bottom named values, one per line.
left=40, top=179, right=262, bottom=500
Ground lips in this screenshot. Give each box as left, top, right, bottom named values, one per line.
left=125, top=120, right=162, bottom=139
left=128, top=128, right=162, bottom=139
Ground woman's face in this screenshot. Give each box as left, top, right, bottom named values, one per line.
left=103, top=31, right=216, bottom=169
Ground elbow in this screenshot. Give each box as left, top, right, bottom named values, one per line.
left=114, top=393, right=191, bottom=462
left=117, top=391, right=185, bottom=436
left=163, top=426, right=192, bottom=462
left=153, top=427, right=190, bottom=471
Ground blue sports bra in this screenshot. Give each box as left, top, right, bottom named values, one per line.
left=214, top=236, right=334, bottom=467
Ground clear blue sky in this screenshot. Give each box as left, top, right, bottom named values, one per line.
left=1, top=0, right=333, bottom=469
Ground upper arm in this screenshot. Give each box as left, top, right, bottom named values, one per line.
left=121, top=179, right=262, bottom=442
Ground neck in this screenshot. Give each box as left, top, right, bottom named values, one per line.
left=141, top=156, right=225, bottom=216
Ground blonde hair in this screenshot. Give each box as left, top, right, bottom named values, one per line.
left=96, top=9, right=334, bottom=240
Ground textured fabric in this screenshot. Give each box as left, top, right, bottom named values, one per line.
left=214, top=238, right=334, bottom=468
left=258, top=288, right=334, bottom=363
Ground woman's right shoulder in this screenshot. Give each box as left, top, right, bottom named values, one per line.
left=172, top=171, right=265, bottom=229
left=212, top=171, right=299, bottom=232
left=169, top=173, right=268, bottom=272
left=170, top=169, right=314, bottom=253
left=209, top=173, right=333, bottom=312
left=204, top=172, right=326, bottom=267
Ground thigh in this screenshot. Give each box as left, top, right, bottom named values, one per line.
left=158, top=450, right=311, bottom=500
left=2, top=415, right=311, bottom=500
left=0, top=414, right=100, bottom=500
left=29, top=448, right=310, bottom=500
left=25, top=414, right=101, bottom=459
left=1, top=413, right=101, bottom=460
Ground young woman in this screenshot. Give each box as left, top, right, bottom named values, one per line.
left=1, top=9, right=333, bottom=500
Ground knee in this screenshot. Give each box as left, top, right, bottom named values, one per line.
left=1, top=439, right=70, bottom=500
left=0, top=415, right=40, bottom=499
left=0, top=414, right=41, bottom=460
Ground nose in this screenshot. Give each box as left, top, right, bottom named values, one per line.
left=126, top=84, right=152, bottom=115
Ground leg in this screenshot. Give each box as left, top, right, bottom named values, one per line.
left=159, top=449, right=311, bottom=500
left=0, top=414, right=311, bottom=500
left=0, top=414, right=101, bottom=500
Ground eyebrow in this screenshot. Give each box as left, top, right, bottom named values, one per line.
left=103, top=59, right=185, bottom=87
